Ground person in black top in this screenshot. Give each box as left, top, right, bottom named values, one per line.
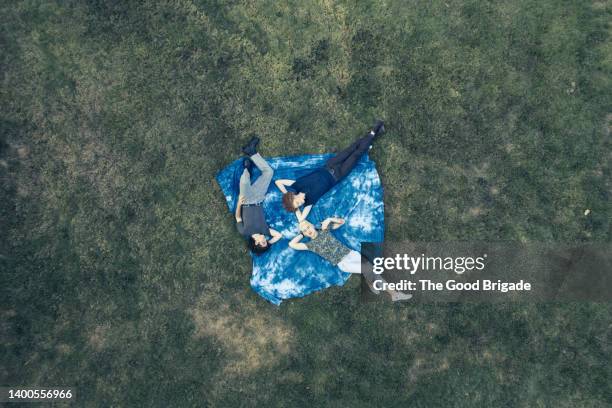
left=275, top=120, right=385, bottom=221
left=235, top=135, right=282, bottom=254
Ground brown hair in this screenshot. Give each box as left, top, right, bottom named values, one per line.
left=282, top=192, right=298, bottom=212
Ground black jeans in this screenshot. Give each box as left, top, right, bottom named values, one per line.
left=325, top=133, right=375, bottom=181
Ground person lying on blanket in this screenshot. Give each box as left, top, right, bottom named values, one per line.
left=235, top=135, right=282, bottom=255
left=275, top=120, right=385, bottom=221
left=289, top=219, right=411, bottom=301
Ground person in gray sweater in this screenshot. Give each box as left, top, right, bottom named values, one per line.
left=235, top=135, right=281, bottom=254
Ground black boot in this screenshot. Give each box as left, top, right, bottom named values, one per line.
left=242, top=134, right=260, bottom=156
left=372, top=120, right=385, bottom=138
left=243, top=157, right=253, bottom=173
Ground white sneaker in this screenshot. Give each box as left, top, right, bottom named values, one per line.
left=390, top=291, right=412, bottom=302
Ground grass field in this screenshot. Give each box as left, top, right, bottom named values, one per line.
left=2, top=0, right=611, bottom=406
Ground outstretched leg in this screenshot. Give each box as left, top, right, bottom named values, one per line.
left=326, top=132, right=375, bottom=180
left=325, top=137, right=364, bottom=167
left=361, top=261, right=412, bottom=301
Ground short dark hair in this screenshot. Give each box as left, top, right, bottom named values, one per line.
left=248, top=237, right=270, bottom=255
left=282, top=192, right=298, bottom=212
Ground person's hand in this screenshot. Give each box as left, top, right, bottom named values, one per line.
left=331, top=218, right=345, bottom=229
left=321, top=218, right=333, bottom=230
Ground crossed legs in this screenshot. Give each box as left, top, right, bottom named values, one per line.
left=239, top=153, right=274, bottom=204
left=325, top=133, right=376, bottom=180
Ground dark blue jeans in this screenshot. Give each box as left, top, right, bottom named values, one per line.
left=325, top=133, right=375, bottom=181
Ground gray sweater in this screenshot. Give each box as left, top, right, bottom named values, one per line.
left=237, top=205, right=269, bottom=238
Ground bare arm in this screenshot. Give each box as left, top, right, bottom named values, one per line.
left=321, top=217, right=345, bottom=230
left=274, top=179, right=295, bottom=194
left=297, top=205, right=312, bottom=222
left=289, top=234, right=308, bottom=250
left=268, top=228, right=282, bottom=244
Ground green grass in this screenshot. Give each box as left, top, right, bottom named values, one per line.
left=2, top=0, right=611, bottom=406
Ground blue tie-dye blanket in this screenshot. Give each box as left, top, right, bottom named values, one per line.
left=216, top=153, right=384, bottom=305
